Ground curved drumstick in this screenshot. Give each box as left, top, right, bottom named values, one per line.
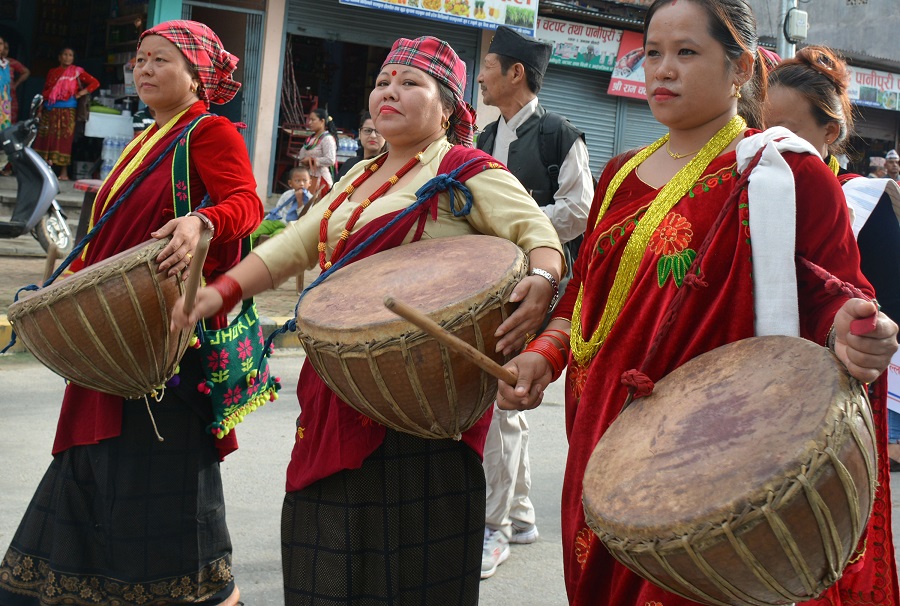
left=182, top=230, right=212, bottom=316
left=384, top=296, right=517, bottom=386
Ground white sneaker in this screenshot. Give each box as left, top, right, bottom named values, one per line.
left=480, top=528, right=510, bottom=579
left=510, top=522, right=539, bottom=544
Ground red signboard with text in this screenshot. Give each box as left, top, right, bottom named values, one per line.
left=607, top=30, right=647, bottom=100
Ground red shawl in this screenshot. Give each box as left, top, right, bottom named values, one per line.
left=285, top=146, right=504, bottom=492
left=41, top=65, right=99, bottom=104
left=555, top=137, right=895, bottom=605
left=52, top=101, right=263, bottom=459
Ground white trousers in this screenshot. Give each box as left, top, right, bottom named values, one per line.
left=483, top=405, right=534, bottom=538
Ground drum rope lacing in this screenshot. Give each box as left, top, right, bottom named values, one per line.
left=588, top=393, right=877, bottom=605
left=2, top=116, right=210, bottom=355
left=300, top=278, right=522, bottom=439
left=262, top=156, right=483, bottom=354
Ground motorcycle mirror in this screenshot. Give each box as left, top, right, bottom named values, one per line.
left=30, top=94, right=43, bottom=117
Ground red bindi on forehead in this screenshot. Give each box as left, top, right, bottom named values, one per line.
left=391, top=70, right=397, bottom=76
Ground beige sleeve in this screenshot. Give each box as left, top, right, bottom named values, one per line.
left=252, top=210, right=321, bottom=285
left=458, top=167, right=564, bottom=257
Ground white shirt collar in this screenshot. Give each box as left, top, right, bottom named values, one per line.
left=499, top=97, right=539, bottom=136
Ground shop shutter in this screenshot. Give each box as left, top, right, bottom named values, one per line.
left=537, top=66, right=618, bottom=177
left=617, top=98, right=667, bottom=155
left=854, top=106, right=899, bottom=142
left=287, top=0, right=480, bottom=100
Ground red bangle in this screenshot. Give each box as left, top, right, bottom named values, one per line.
left=208, top=274, right=243, bottom=313
left=524, top=338, right=566, bottom=381
left=541, top=332, right=568, bottom=351
left=542, top=328, right=571, bottom=350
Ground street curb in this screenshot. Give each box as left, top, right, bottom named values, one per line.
left=0, top=314, right=306, bottom=360
left=0, top=315, right=26, bottom=353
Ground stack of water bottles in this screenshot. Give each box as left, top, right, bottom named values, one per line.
left=338, top=136, right=358, bottom=155
left=100, top=137, right=130, bottom=180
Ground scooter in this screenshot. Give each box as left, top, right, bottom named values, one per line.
left=0, top=94, right=73, bottom=253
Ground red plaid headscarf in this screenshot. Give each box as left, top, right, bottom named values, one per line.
left=383, top=36, right=476, bottom=147
left=140, top=20, right=240, bottom=106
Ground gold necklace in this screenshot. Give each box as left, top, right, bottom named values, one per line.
left=666, top=139, right=703, bottom=159
left=570, top=115, right=747, bottom=366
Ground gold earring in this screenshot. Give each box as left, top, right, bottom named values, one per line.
left=732, top=85, right=742, bottom=99
left=441, top=117, right=451, bottom=130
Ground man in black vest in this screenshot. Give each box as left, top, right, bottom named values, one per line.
left=476, top=25, right=593, bottom=580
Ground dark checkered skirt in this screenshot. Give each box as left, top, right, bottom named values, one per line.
left=281, top=429, right=485, bottom=606
left=0, top=351, right=235, bottom=606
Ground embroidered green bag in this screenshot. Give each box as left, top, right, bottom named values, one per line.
left=174, top=116, right=281, bottom=438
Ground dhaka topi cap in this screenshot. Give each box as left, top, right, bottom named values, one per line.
left=886, top=149, right=900, bottom=161
left=140, top=20, right=240, bottom=106
left=382, top=36, right=476, bottom=147
left=870, top=156, right=886, bottom=168
left=488, top=26, right=551, bottom=75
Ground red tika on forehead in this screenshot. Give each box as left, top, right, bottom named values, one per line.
left=140, top=20, right=241, bottom=106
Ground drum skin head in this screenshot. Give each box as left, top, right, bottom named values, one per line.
left=582, top=335, right=876, bottom=605
left=295, top=235, right=528, bottom=438
left=297, top=235, right=524, bottom=343
left=584, top=335, right=862, bottom=535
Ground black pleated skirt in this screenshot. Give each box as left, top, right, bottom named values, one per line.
left=0, top=351, right=235, bottom=606
left=281, top=429, right=485, bottom=606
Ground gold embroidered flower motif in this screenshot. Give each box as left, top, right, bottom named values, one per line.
left=575, top=527, right=593, bottom=569
left=645, top=602, right=664, bottom=606
left=650, top=212, right=692, bottom=256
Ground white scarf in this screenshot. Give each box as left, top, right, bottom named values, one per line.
left=735, top=127, right=820, bottom=337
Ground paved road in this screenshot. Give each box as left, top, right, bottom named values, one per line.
left=0, top=352, right=570, bottom=605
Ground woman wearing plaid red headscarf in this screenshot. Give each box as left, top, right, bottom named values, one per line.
left=172, top=35, right=564, bottom=604
left=0, top=20, right=261, bottom=606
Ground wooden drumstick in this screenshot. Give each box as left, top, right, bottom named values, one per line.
left=182, top=230, right=212, bottom=316
left=42, top=243, right=59, bottom=284
left=383, top=295, right=518, bottom=386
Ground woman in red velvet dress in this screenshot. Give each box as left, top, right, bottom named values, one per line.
left=497, top=0, right=900, bottom=605
left=0, top=20, right=262, bottom=606
left=766, top=45, right=900, bottom=605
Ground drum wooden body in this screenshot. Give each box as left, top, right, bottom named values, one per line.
left=8, top=238, right=193, bottom=399
left=582, top=336, right=876, bottom=606
left=296, top=235, right=527, bottom=439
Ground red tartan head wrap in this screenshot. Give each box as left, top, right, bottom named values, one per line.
left=383, top=36, right=476, bottom=147
left=140, top=20, right=241, bottom=106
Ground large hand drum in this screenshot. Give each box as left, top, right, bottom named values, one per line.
left=7, top=238, right=194, bottom=399
left=296, top=235, right=527, bottom=439
left=583, top=336, right=876, bottom=606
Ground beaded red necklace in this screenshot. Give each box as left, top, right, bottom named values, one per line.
left=318, top=151, right=423, bottom=269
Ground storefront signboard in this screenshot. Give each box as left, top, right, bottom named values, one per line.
left=889, top=352, right=900, bottom=414
left=607, top=30, right=646, bottom=100
left=338, top=0, right=538, bottom=34
left=534, top=17, right=621, bottom=72
left=848, top=65, right=900, bottom=112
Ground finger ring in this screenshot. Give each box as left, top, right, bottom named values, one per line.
left=185, top=252, right=193, bottom=261
left=524, top=332, right=536, bottom=345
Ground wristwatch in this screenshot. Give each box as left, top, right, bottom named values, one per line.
left=530, top=267, right=560, bottom=310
